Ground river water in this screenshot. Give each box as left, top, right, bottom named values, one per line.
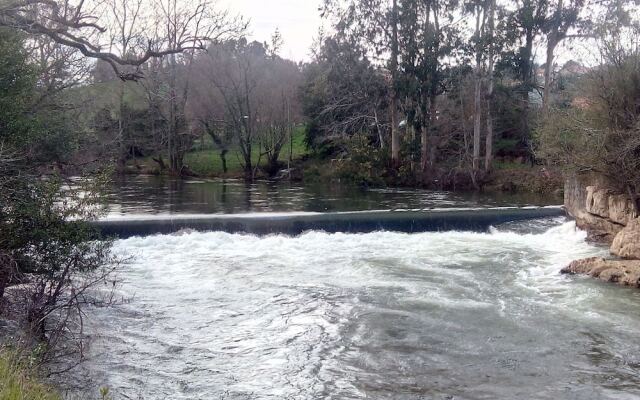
left=103, top=175, right=559, bottom=216
left=68, top=178, right=640, bottom=399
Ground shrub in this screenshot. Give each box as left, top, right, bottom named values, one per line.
left=334, top=134, right=389, bottom=186
left=536, top=41, right=640, bottom=210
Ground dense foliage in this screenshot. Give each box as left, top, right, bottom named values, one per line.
left=536, top=28, right=640, bottom=209
left=0, top=27, right=116, bottom=372
left=301, top=0, right=636, bottom=189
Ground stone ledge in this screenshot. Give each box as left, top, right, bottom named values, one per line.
left=562, top=257, right=640, bottom=288
left=573, top=210, right=624, bottom=243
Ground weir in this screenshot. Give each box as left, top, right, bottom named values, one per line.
left=92, top=206, right=565, bottom=238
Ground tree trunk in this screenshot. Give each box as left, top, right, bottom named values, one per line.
left=542, top=39, right=557, bottom=111
left=152, top=155, right=167, bottom=170
left=168, top=53, right=177, bottom=174
left=520, top=32, right=534, bottom=147
left=484, top=0, right=496, bottom=172
left=473, top=77, right=482, bottom=171
left=472, top=10, right=483, bottom=172
left=373, top=109, right=385, bottom=150
left=220, top=149, right=228, bottom=174
left=117, top=81, right=127, bottom=171
left=484, top=95, right=494, bottom=172
left=543, top=0, right=564, bottom=111
left=391, top=97, right=400, bottom=165
left=420, top=124, right=428, bottom=173
left=428, top=97, right=438, bottom=169
left=390, top=0, right=400, bottom=167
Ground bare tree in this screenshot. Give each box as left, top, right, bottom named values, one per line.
left=190, top=38, right=302, bottom=179
left=1, top=0, right=244, bottom=80
left=106, top=0, right=144, bottom=168
left=204, top=41, right=264, bottom=178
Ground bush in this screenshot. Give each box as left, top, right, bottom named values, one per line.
left=0, top=26, right=118, bottom=373
left=334, top=134, right=389, bottom=186
left=536, top=43, right=640, bottom=209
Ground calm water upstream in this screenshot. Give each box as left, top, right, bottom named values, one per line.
left=103, top=175, right=560, bottom=216
left=67, top=178, right=640, bottom=399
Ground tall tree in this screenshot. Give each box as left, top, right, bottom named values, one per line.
left=467, top=0, right=499, bottom=174
left=300, top=36, right=389, bottom=152
left=323, top=0, right=406, bottom=166
left=508, top=0, right=548, bottom=146
left=107, top=0, right=144, bottom=169
left=390, top=0, right=401, bottom=166
left=399, top=0, right=460, bottom=175
left=471, top=0, right=485, bottom=173
left=484, top=0, right=496, bottom=171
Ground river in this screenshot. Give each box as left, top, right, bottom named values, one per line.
left=102, top=175, right=559, bottom=216
left=66, top=177, right=640, bottom=399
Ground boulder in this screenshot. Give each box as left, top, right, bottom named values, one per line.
left=585, top=186, right=611, bottom=218
left=608, top=194, right=639, bottom=225
left=611, top=218, right=640, bottom=259
left=562, top=257, right=640, bottom=287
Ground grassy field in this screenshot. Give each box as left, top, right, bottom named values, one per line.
left=184, top=125, right=308, bottom=176
left=0, top=350, right=61, bottom=400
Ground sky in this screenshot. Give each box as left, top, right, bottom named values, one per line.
left=219, top=0, right=324, bottom=62
left=216, top=0, right=595, bottom=67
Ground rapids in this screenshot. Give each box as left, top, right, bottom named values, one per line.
left=69, top=218, right=640, bottom=399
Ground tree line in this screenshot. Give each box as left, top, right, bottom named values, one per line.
left=302, top=0, right=638, bottom=188
left=90, top=35, right=302, bottom=179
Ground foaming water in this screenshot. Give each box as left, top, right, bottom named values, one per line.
left=70, top=219, right=640, bottom=399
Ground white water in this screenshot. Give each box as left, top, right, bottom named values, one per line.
left=71, top=219, right=640, bottom=399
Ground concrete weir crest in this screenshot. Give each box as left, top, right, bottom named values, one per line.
left=91, top=207, right=566, bottom=238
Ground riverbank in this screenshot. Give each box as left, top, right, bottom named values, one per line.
left=115, top=124, right=562, bottom=195
left=0, top=349, right=60, bottom=400
left=562, top=174, right=640, bottom=288
left=121, top=151, right=562, bottom=196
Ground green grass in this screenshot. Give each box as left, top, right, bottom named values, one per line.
left=185, top=125, right=308, bottom=176
left=0, top=350, right=61, bottom=400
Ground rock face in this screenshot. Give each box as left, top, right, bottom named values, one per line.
left=609, top=194, right=638, bottom=225
left=611, top=218, right=640, bottom=259
left=564, top=174, right=640, bottom=289
left=573, top=212, right=622, bottom=243
left=562, top=257, right=640, bottom=288
left=564, top=175, right=637, bottom=243
left=586, top=186, right=611, bottom=218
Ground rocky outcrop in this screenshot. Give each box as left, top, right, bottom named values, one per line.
left=564, top=174, right=640, bottom=289
left=611, top=218, right=640, bottom=259
left=609, top=194, right=638, bottom=225
left=562, top=257, right=640, bottom=288
left=572, top=212, right=622, bottom=242
left=564, top=174, right=637, bottom=243
left=586, top=186, right=611, bottom=218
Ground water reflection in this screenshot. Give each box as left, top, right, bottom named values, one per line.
left=105, top=175, right=562, bottom=216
